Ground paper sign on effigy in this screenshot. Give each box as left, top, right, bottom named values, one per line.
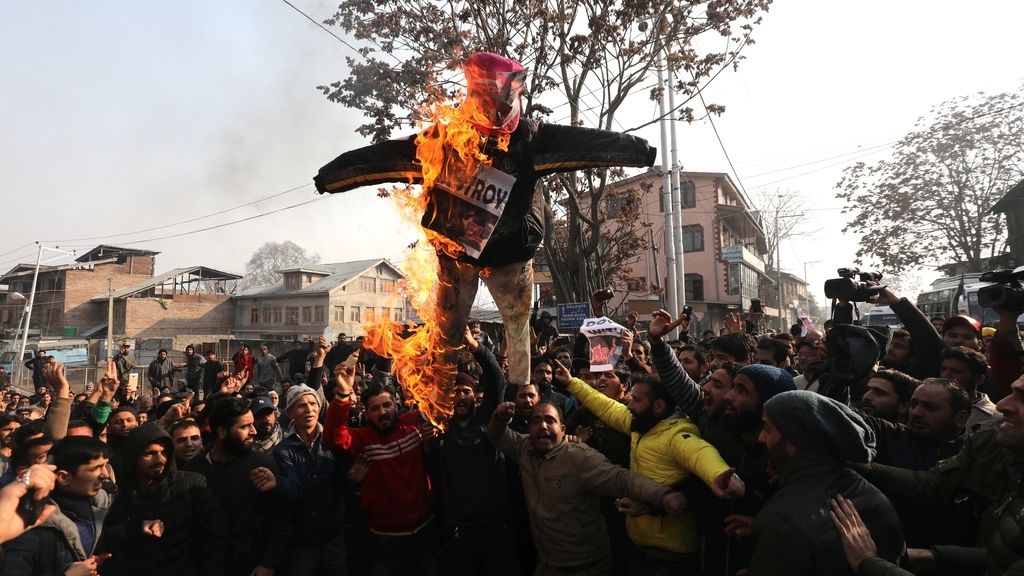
left=580, top=316, right=627, bottom=372
left=433, top=164, right=517, bottom=258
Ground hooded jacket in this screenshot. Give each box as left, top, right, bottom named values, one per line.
left=96, top=422, right=227, bottom=576
left=2, top=489, right=112, bottom=575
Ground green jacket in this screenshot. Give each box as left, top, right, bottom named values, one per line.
left=567, top=377, right=732, bottom=554
left=862, top=427, right=1024, bottom=576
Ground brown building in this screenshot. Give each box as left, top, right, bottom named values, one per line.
left=990, top=178, right=1024, bottom=262
left=233, top=258, right=408, bottom=341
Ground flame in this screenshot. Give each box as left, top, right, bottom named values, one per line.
left=362, top=80, right=511, bottom=427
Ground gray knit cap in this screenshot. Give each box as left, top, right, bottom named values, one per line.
left=763, top=390, right=876, bottom=463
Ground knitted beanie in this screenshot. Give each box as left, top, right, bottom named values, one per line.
left=285, top=384, right=321, bottom=412
left=736, top=364, right=796, bottom=404
left=763, top=390, right=876, bottom=463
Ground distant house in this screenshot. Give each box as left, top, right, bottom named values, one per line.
left=233, top=258, right=408, bottom=341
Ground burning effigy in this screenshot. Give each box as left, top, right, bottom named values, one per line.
left=314, top=52, right=656, bottom=425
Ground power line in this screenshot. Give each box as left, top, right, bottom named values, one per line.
left=278, top=0, right=365, bottom=56
left=61, top=195, right=331, bottom=250
left=43, top=183, right=313, bottom=244
left=698, top=89, right=750, bottom=202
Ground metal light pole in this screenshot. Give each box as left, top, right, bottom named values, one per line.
left=15, top=244, right=75, bottom=389
left=656, top=52, right=678, bottom=319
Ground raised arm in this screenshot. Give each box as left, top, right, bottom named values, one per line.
left=467, top=327, right=506, bottom=415
left=42, top=360, right=71, bottom=441
left=648, top=309, right=704, bottom=420
left=557, top=363, right=632, bottom=435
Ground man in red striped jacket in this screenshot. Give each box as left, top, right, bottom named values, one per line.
left=324, top=367, right=438, bottom=576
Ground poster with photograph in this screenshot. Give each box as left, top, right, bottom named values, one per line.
left=432, top=164, right=517, bottom=258
left=580, top=316, right=627, bottom=372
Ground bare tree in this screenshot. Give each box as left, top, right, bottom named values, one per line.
left=318, top=0, right=772, bottom=302
left=748, top=187, right=811, bottom=276
left=837, top=86, right=1024, bottom=274
left=241, top=241, right=321, bottom=289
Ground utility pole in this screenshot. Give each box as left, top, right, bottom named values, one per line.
left=666, top=62, right=686, bottom=315
left=656, top=52, right=678, bottom=319
left=14, top=243, right=75, bottom=390
left=649, top=227, right=664, bottom=308
left=106, top=277, right=114, bottom=360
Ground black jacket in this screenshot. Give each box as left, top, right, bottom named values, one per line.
left=182, top=448, right=288, bottom=575
left=97, top=423, right=227, bottom=576
left=272, top=426, right=346, bottom=546
left=748, top=454, right=904, bottom=576
left=437, top=344, right=509, bottom=525
left=315, top=120, right=656, bottom=267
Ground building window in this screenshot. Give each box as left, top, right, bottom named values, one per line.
left=261, top=308, right=271, bottom=324
left=379, top=279, right=396, bottom=294
left=360, top=277, right=376, bottom=293
left=681, top=180, right=696, bottom=208
left=315, top=306, right=325, bottom=323
left=365, top=308, right=376, bottom=322
left=305, top=274, right=313, bottom=283
left=684, top=273, right=704, bottom=301
left=285, top=307, right=299, bottom=326
left=250, top=308, right=259, bottom=325
left=606, top=194, right=636, bottom=219
left=380, top=308, right=388, bottom=320
left=333, top=306, right=345, bottom=322
left=285, top=275, right=300, bottom=290
left=393, top=307, right=404, bottom=321
left=273, top=307, right=282, bottom=324
left=681, top=225, right=704, bottom=252
left=302, top=306, right=313, bottom=324
left=350, top=307, right=360, bottom=322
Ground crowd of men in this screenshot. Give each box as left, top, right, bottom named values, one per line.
left=0, top=281, right=1022, bottom=576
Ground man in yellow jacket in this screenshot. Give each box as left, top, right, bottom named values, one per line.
left=554, top=360, right=744, bottom=574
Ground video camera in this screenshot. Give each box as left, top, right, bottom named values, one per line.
left=977, top=267, right=1024, bottom=310
left=823, top=267, right=884, bottom=302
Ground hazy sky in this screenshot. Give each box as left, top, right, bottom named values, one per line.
left=3, top=0, right=1023, bottom=306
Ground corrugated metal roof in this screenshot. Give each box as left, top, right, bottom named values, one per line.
left=235, top=258, right=404, bottom=298
left=91, top=266, right=241, bottom=301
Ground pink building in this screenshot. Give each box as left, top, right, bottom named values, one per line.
left=602, top=169, right=775, bottom=333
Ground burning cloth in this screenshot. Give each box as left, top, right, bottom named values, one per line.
left=314, top=52, right=656, bottom=423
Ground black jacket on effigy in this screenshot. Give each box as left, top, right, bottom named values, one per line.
left=314, top=120, right=657, bottom=268
left=747, top=454, right=904, bottom=576
left=437, top=344, right=509, bottom=526
left=96, top=423, right=227, bottom=576
left=182, top=447, right=289, bottom=576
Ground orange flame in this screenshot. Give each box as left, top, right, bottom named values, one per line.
left=361, top=82, right=511, bottom=427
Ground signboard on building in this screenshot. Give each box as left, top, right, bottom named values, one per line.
left=722, top=245, right=743, bottom=262
left=557, top=302, right=591, bottom=331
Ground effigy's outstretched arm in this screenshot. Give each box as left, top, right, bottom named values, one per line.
left=532, top=124, right=658, bottom=176
left=314, top=136, right=420, bottom=194
left=481, top=260, right=534, bottom=387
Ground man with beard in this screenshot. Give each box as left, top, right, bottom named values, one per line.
left=147, top=349, right=177, bottom=394
left=860, top=369, right=919, bottom=424
left=202, top=349, right=226, bottom=398
left=939, top=345, right=998, bottom=433
left=182, top=397, right=287, bottom=576
left=183, top=344, right=204, bottom=396
left=169, top=418, right=203, bottom=467
left=251, top=395, right=283, bottom=453
left=325, top=366, right=438, bottom=576
left=0, top=414, right=20, bottom=477
left=558, top=361, right=745, bottom=573
left=748, top=391, right=904, bottom=575
left=510, top=383, right=541, bottom=434
left=437, top=328, right=519, bottom=575
left=678, top=364, right=794, bottom=576
left=677, top=345, right=710, bottom=383
left=274, top=383, right=348, bottom=576
left=831, top=374, right=1024, bottom=575
left=96, top=422, right=227, bottom=575
left=104, top=405, right=138, bottom=480
left=3, top=436, right=114, bottom=575
left=487, top=400, right=688, bottom=575
left=530, top=358, right=568, bottom=414
left=233, top=343, right=254, bottom=385
left=565, top=362, right=634, bottom=576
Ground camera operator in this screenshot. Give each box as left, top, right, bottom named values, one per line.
left=832, top=283, right=943, bottom=381
left=984, top=304, right=1024, bottom=401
